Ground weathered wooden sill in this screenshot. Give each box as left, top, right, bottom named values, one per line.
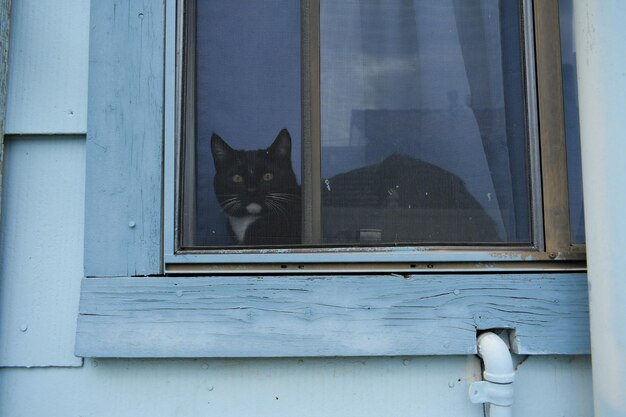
left=76, top=273, right=589, bottom=358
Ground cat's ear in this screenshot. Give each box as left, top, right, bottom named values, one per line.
left=268, top=128, right=292, bottom=160
left=211, top=133, right=234, bottom=166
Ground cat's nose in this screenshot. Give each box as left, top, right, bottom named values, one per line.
left=247, top=188, right=257, bottom=192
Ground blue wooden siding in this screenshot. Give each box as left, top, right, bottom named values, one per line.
left=4, top=0, right=89, bottom=134
left=0, top=1, right=596, bottom=416
left=0, top=356, right=593, bottom=417
left=84, top=0, right=164, bottom=277
left=0, top=0, right=10, bottom=221
left=0, top=136, right=84, bottom=367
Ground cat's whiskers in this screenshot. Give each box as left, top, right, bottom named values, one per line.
left=220, top=197, right=240, bottom=207
left=265, top=195, right=288, bottom=205
left=222, top=203, right=241, bottom=211
left=222, top=203, right=241, bottom=212
left=268, top=196, right=297, bottom=202
left=220, top=197, right=242, bottom=213
left=265, top=193, right=298, bottom=217
left=263, top=198, right=276, bottom=212
left=266, top=193, right=298, bottom=202
left=264, top=198, right=288, bottom=217
left=217, top=194, right=240, bottom=202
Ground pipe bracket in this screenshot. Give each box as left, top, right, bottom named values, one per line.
left=469, top=380, right=514, bottom=407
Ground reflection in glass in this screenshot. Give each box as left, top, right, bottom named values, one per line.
left=320, top=0, right=531, bottom=244
left=188, top=0, right=534, bottom=248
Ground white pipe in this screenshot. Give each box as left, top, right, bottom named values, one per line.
left=488, top=405, right=512, bottom=417
left=477, top=333, right=515, bottom=384
left=469, top=332, right=515, bottom=417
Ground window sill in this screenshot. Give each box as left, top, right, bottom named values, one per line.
left=75, top=272, right=589, bottom=358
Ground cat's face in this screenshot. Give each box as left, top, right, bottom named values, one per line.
left=211, top=129, right=299, bottom=218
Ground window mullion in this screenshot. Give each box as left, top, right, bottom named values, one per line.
left=180, top=0, right=197, bottom=248
left=301, top=0, right=322, bottom=244
left=534, top=0, right=573, bottom=255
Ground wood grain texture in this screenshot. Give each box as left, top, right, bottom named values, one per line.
left=4, top=0, right=88, bottom=134
left=0, top=0, right=10, bottom=221
left=0, top=137, right=84, bottom=367
left=76, top=273, right=590, bottom=358
left=84, top=0, right=164, bottom=277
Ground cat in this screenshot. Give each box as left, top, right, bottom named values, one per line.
left=210, top=129, right=301, bottom=245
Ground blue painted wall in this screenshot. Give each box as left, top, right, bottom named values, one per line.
left=0, top=1, right=593, bottom=416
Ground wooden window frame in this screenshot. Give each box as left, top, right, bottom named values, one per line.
left=76, top=0, right=589, bottom=358
left=163, top=0, right=585, bottom=274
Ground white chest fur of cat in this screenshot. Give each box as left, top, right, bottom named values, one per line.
left=228, top=203, right=263, bottom=243
left=228, top=215, right=259, bottom=243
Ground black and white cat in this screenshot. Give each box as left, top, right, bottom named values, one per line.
left=210, top=129, right=301, bottom=245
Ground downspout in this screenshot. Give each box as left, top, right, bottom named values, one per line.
left=469, top=332, right=515, bottom=417
left=574, top=1, right=626, bottom=415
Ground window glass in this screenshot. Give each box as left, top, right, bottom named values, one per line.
left=194, top=0, right=302, bottom=246
left=320, top=0, right=530, bottom=244
left=559, top=0, right=585, bottom=244
left=188, top=0, right=532, bottom=248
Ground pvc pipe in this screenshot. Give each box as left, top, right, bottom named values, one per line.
left=574, top=1, right=626, bottom=416
left=488, top=405, right=512, bottom=417
left=469, top=332, right=515, bottom=417
left=477, top=332, right=515, bottom=384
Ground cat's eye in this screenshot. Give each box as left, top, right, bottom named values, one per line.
left=232, top=174, right=243, bottom=183
left=262, top=173, right=274, bottom=181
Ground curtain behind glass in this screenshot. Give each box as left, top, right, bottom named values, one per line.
left=320, top=0, right=530, bottom=243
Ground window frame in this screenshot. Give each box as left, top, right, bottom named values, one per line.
left=163, top=0, right=585, bottom=274
left=76, top=0, right=589, bottom=359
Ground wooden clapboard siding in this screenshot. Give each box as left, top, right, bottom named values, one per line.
left=4, top=0, right=89, bottom=134
left=0, top=136, right=84, bottom=367
left=0, top=0, right=10, bottom=219
left=76, top=273, right=590, bottom=358
left=84, top=0, right=164, bottom=277
left=0, top=355, right=593, bottom=417
left=0, top=0, right=89, bottom=368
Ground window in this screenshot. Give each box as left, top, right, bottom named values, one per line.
left=164, top=0, right=585, bottom=272
left=76, top=0, right=590, bottom=358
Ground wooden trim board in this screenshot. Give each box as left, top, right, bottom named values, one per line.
left=84, top=0, right=164, bottom=277
left=0, top=0, right=11, bottom=219
left=76, top=272, right=589, bottom=358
